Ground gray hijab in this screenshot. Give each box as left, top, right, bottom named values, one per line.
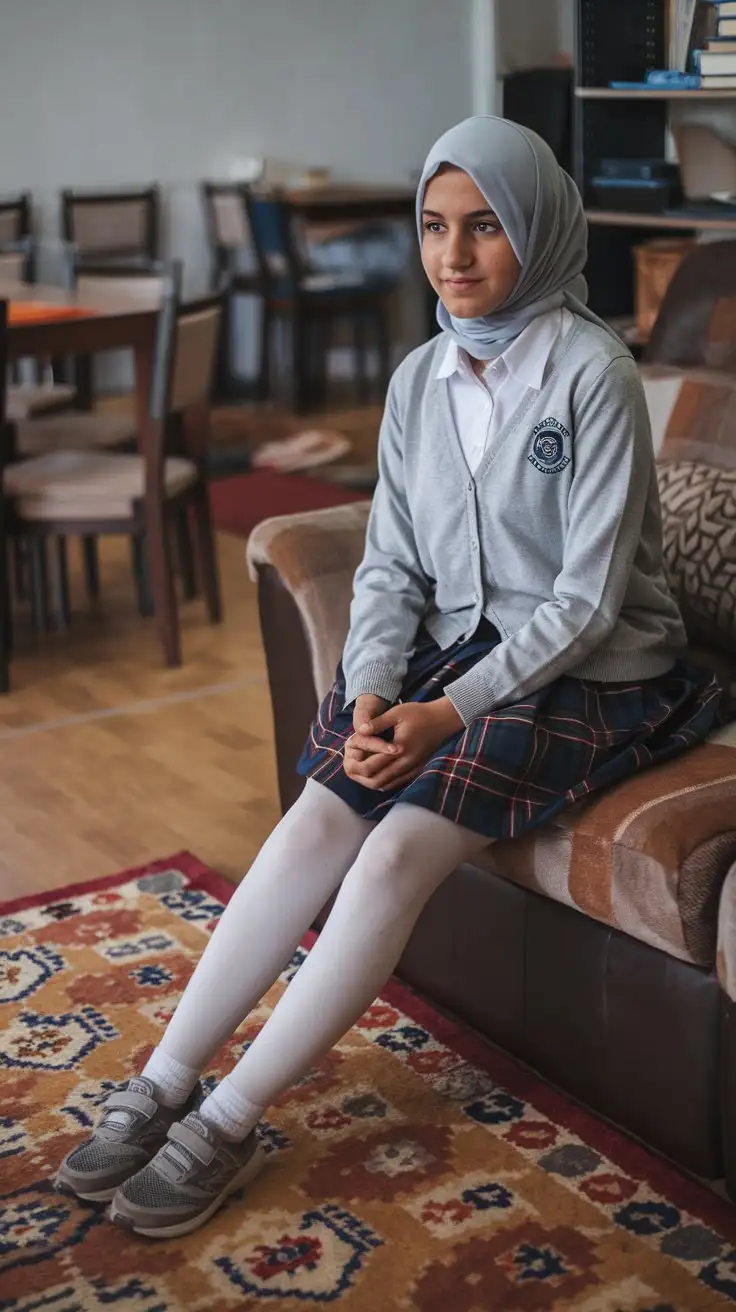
left=417, top=115, right=618, bottom=359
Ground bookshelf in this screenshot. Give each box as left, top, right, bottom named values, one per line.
left=575, top=0, right=736, bottom=318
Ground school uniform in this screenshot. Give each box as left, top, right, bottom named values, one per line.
left=298, top=311, right=721, bottom=839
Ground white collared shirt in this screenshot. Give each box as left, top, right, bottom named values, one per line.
left=436, top=308, right=574, bottom=474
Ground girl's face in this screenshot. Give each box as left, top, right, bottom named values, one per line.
left=421, top=166, right=521, bottom=320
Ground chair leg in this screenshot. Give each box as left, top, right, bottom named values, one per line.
left=12, top=540, right=27, bottom=601
left=130, top=534, right=154, bottom=618
left=81, top=536, right=100, bottom=602
left=190, top=490, right=222, bottom=624
left=375, top=305, right=392, bottom=400
left=292, top=309, right=310, bottom=413
left=48, top=538, right=71, bottom=633
left=28, top=539, right=51, bottom=633
left=258, top=303, right=272, bottom=403
left=174, top=510, right=197, bottom=601
left=0, top=523, right=12, bottom=692
left=354, top=313, right=370, bottom=404
left=74, top=354, right=94, bottom=411
left=310, top=318, right=329, bottom=408
left=146, top=509, right=181, bottom=668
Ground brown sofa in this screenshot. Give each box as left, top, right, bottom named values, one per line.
left=247, top=502, right=736, bottom=1199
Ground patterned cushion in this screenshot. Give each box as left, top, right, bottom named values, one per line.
left=718, top=861, right=736, bottom=1000
left=657, top=460, right=736, bottom=655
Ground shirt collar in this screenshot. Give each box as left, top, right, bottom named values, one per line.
left=435, top=310, right=561, bottom=391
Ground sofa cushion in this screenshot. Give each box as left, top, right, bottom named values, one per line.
left=247, top=502, right=371, bottom=700
left=476, top=723, right=736, bottom=968
left=640, top=367, right=736, bottom=470
left=658, top=460, right=736, bottom=657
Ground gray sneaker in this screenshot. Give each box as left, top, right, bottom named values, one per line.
left=108, top=1110, right=266, bottom=1238
left=54, top=1077, right=203, bottom=1203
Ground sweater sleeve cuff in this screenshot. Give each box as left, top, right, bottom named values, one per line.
left=343, top=661, right=404, bottom=710
left=444, top=667, right=499, bottom=726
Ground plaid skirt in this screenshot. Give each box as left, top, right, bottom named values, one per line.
left=297, top=618, right=723, bottom=840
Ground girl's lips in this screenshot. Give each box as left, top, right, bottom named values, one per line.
left=444, top=278, right=481, bottom=290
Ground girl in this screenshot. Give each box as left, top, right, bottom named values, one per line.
left=56, top=117, right=720, bottom=1238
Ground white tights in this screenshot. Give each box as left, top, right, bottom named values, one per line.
left=144, top=780, right=490, bottom=1137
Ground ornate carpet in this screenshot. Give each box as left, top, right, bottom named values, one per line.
left=3, top=853, right=736, bottom=1311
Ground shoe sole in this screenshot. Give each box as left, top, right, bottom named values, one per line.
left=54, top=1174, right=120, bottom=1204
left=108, top=1143, right=267, bottom=1238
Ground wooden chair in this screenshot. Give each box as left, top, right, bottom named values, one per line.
left=4, top=268, right=223, bottom=668
left=0, top=297, right=11, bottom=692
left=61, top=186, right=160, bottom=272
left=0, top=193, right=31, bottom=246
left=202, top=181, right=396, bottom=410
left=62, top=186, right=161, bottom=412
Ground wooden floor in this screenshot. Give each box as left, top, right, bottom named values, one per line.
left=0, top=530, right=283, bottom=902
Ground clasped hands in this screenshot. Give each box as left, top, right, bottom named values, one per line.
left=343, top=693, right=464, bottom=792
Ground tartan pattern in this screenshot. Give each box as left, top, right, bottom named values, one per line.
left=298, top=620, right=721, bottom=842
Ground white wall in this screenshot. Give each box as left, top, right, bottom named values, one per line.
left=0, top=0, right=472, bottom=293
left=497, top=0, right=574, bottom=73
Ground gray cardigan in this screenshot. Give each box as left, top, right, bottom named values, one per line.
left=342, top=316, right=687, bottom=725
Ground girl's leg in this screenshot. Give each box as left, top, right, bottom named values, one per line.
left=199, top=803, right=490, bottom=1138
left=142, top=780, right=376, bottom=1104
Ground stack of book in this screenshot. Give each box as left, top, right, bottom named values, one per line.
left=700, top=0, right=736, bottom=87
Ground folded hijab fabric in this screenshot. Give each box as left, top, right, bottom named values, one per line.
left=417, top=115, right=620, bottom=359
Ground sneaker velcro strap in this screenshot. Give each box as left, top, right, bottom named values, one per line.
left=104, top=1090, right=158, bottom=1119
left=167, top=1121, right=216, bottom=1165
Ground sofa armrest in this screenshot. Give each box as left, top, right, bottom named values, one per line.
left=247, top=504, right=370, bottom=811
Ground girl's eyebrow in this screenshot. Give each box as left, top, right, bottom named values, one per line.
left=421, top=207, right=498, bottom=220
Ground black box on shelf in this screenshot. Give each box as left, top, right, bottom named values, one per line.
left=599, top=158, right=678, bottom=182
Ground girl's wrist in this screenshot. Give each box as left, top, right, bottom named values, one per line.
left=430, top=696, right=464, bottom=735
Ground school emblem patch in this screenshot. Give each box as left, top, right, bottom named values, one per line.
left=528, top=417, right=571, bottom=475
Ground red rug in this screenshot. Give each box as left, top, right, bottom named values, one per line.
left=209, top=469, right=370, bottom=539
left=3, top=854, right=736, bottom=1309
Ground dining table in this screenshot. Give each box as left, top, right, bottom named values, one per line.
left=282, top=182, right=415, bottom=226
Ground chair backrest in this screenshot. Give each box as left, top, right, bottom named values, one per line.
left=202, top=182, right=253, bottom=252
left=247, top=192, right=302, bottom=280
left=0, top=298, right=7, bottom=429
left=169, top=302, right=222, bottom=413
left=0, top=194, right=31, bottom=246
left=0, top=238, right=33, bottom=287
left=203, top=181, right=304, bottom=281
left=61, top=186, right=159, bottom=264
left=645, top=239, right=736, bottom=372
left=146, top=266, right=221, bottom=489
left=147, top=263, right=221, bottom=422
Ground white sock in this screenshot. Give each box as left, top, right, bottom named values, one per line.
left=199, top=1076, right=264, bottom=1142
left=142, top=1048, right=199, bottom=1108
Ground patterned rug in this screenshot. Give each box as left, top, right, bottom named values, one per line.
left=3, top=855, right=736, bottom=1311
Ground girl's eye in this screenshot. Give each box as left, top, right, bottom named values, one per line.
left=474, top=221, right=499, bottom=235
left=423, top=221, right=444, bottom=234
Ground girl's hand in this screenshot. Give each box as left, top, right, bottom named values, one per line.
left=345, top=698, right=464, bottom=791
left=344, top=695, right=397, bottom=780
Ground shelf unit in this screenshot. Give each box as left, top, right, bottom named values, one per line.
left=574, top=0, right=736, bottom=318
left=586, top=208, right=736, bottom=232
left=576, top=87, right=736, bottom=100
